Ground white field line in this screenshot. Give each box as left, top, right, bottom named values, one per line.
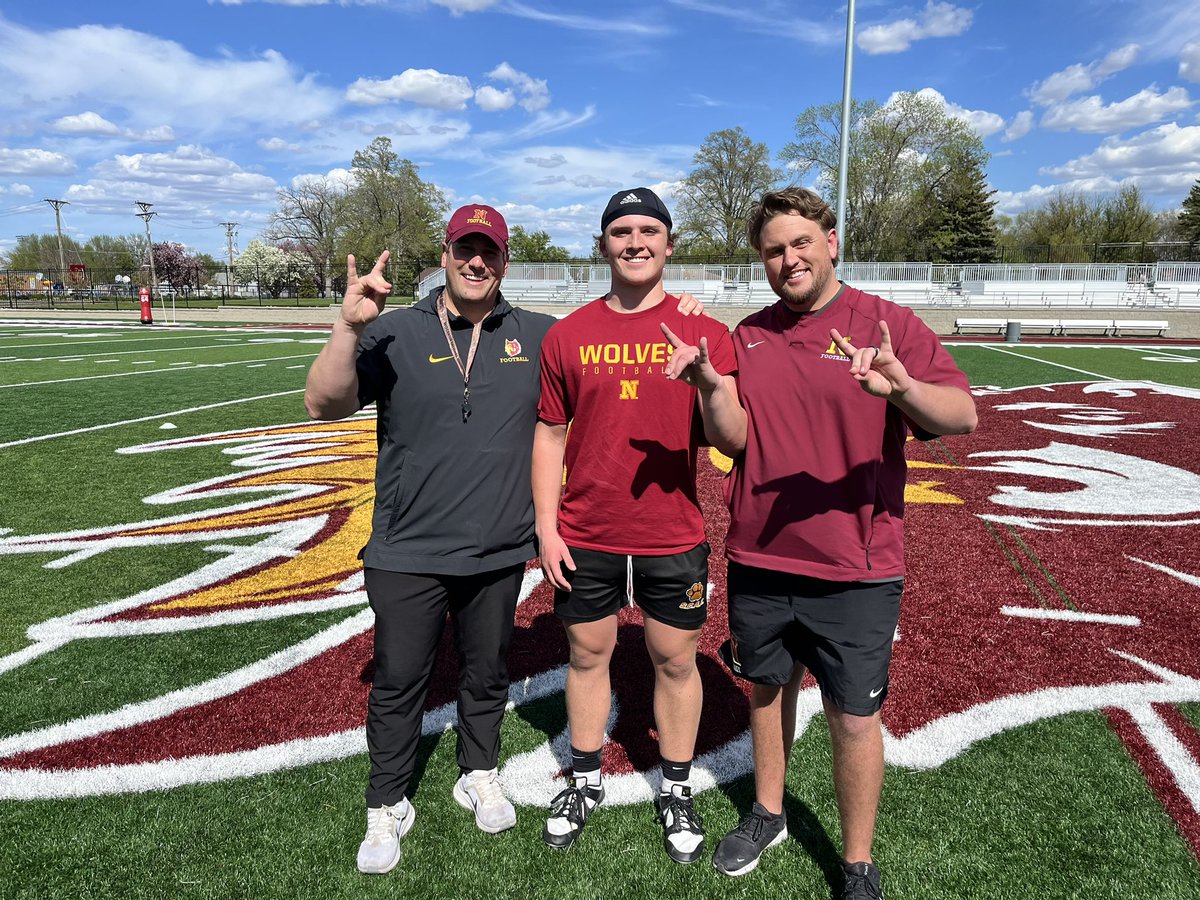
left=0, top=340, right=308, bottom=363
left=980, top=344, right=1117, bottom=380
left=0, top=353, right=317, bottom=389
left=1122, top=346, right=1200, bottom=362
left=0, top=389, right=306, bottom=449
left=0, top=334, right=261, bottom=351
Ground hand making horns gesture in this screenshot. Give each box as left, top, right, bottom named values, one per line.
left=340, top=250, right=392, bottom=328
left=660, top=322, right=724, bottom=392
left=829, top=320, right=913, bottom=398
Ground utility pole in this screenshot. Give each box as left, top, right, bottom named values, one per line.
left=135, top=201, right=165, bottom=321
left=220, top=221, right=238, bottom=297
left=44, top=199, right=69, bottom=285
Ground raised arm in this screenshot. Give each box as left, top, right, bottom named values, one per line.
left=830, top=320, right=977, bottom=436
left=532, top=420, right=575, bottom=591
left=304, top=251, right=392, bottom=421
left=661, top=323, right=747, bottom=456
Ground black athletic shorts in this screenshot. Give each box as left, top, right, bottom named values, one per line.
left=722, top=561, right=902, bottom=716
left=553, top=542, right=710, bottom=631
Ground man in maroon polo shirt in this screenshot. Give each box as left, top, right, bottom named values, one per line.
left=668, top=187, right=976, bottom=898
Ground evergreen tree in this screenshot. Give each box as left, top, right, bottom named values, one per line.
left=1179, top=179, right=1200, bottom=244
left=925, top=147, right=998, bottom=263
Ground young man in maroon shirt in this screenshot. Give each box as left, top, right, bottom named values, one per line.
left=532, top=187, right=741, bottom=863
left=670, top=187, right=976, bottom=898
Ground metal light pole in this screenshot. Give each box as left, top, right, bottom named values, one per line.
left=836, top=0, right=857, bottom=265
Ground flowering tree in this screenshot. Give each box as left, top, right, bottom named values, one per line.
left=151, top=242, right=207, bottom=293
left=233, top=240, right=309, bottom=298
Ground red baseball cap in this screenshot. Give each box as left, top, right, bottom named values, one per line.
left=445, top=204, right=509, bottom=256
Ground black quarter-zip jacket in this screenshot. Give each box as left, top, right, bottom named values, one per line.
left=355, top=288, right=556, bottom=575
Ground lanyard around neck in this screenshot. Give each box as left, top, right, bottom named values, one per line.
left=436, top=292, right=491, bottom=423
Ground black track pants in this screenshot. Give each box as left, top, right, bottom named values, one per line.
left=363, top=564, right=523, bottom=807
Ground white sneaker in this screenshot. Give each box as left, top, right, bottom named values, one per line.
left=356, top=799, right=415, bottom=874
left=453, top=768, right=517, bottom=833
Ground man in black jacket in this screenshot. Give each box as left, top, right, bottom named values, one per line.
left=305, top=205, right=554, bottom=874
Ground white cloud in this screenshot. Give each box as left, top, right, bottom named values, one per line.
left=1181, top=41, right=1200, bottom=82
left=346, top=69, right=475, bottom=109
left=525, top=154, right=568, bottom=168
left=1042, top=122, right=1200, bottom=182
left=858, top=1, right=972, bottom=55
left=133, top=126, right=177, bottom=143
left=1029, top=43, right=1140, bottom=104
left=0, top=148, right=74, bottom=176
left=475, top=85, right=515, bottom=112
left=1096, top=44, right=1140, bottom=76
left=502, top=2, right=668, bottom=36
left=571, top=175, right=619, bottom=189
left=63, top=146, right=278, bottom=218
left=52, top=112, right=121, bottom=137
left=50, top=113, right=176, bottom=144
left=0, top=19, right=341, bottom=133
left=0, top=182, right=33, bottom=196
left=487, top=62, right=550, bottom=113
left=911, top=88, right=1005, bottom=138
left=258, top=137, right=303, bottom=152
left=431, top=0, right=499, bottom=13
left=1004, top=110, right=1034, bottom=143
left=1040, top=86, right=1193, bottom=134
left=665, top=0, right=840, bottom=45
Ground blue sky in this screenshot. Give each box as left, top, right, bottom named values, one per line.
left=1, top=0, right=1198, bottom=261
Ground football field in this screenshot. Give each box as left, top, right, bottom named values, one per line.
left=1, top=318, right=1198, bottom=899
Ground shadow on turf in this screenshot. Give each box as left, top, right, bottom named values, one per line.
left=715, top=772, right=844, bottom=897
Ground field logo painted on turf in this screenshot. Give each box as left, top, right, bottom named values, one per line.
left=0, top=382, right=1198, bottom=861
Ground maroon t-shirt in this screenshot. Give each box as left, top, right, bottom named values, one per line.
left=538, top=296, right=737, bottom=554
left=726, top=285, right=970, bottom=581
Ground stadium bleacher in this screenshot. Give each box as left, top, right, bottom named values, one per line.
left=418, top=261, right=1200, bottom=325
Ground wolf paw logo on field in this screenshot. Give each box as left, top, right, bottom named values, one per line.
left=0, top=380, right=1198, bottom=855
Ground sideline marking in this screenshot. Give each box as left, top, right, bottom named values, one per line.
left=0, top=340, right=298, bottom=363
left=981, top=345, right=1116, bottom=380
left=0, top=389, right=306, bottom=449
left=0, top=353, right=318, bottom=389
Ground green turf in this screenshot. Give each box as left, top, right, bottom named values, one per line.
left=2, top=713, right=1195, bottom=899
left=1, top=323, right=1197, bottom=898
left=0, top=607, right=358, bottom=735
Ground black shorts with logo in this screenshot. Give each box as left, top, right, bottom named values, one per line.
left=553, top=542, right=710, bottom=631
left=722, top=561, right=902, bottom=716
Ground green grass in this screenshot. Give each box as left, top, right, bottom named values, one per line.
left=1, top=320, right=1197, bottom=898
left=2, top=714, right=1193, bottom=900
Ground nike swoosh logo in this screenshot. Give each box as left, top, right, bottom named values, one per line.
left=746, top=340, right=765, bottom=348
left=428, top=354, right=453, bottom=364
left=869, top=686, right=884, bottom=698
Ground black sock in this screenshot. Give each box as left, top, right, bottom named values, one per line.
left=661, top=757, right=692, bottom=793
left=570, top=745, right=602, bottom=787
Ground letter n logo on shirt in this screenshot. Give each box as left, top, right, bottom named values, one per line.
left=619, top=380, right=639, bottom=400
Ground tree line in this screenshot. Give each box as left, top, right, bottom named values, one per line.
left=6, top=104, right=1200, bottom=286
